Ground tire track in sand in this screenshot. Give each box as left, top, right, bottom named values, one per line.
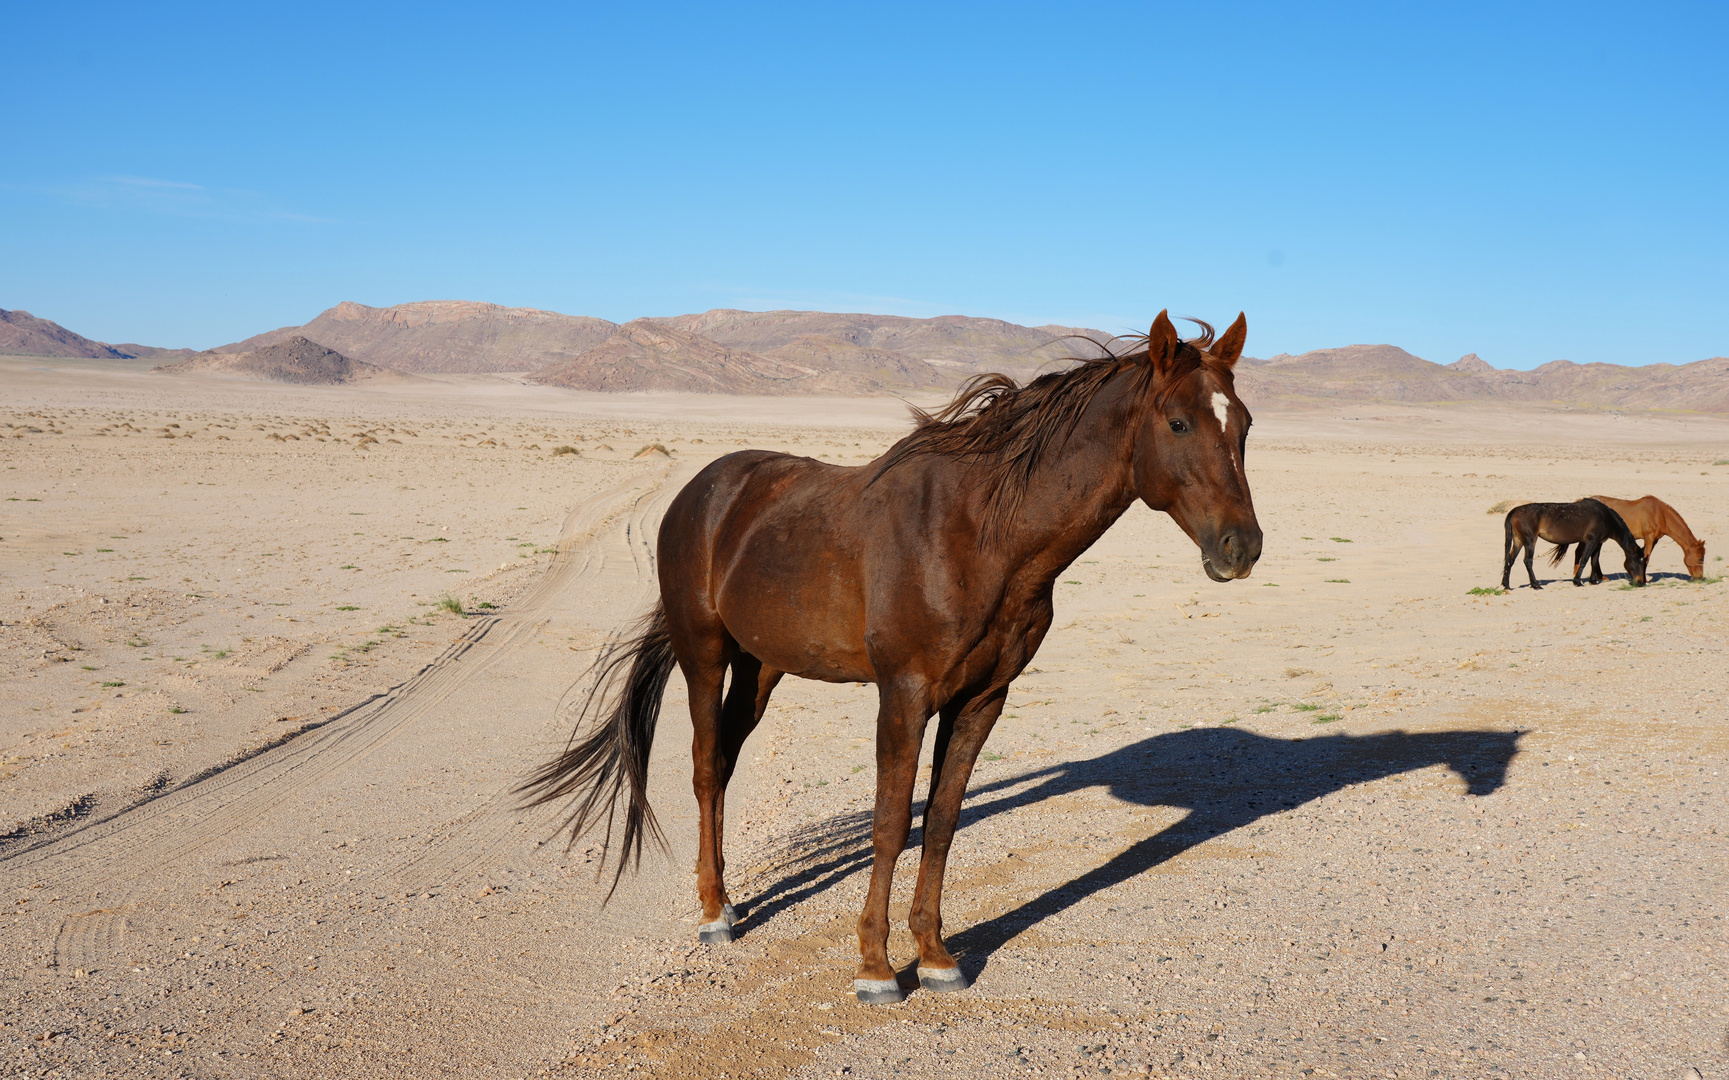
left=381, top=470, right=687, bottom=894
left=1, top=468, right=672, bottom=973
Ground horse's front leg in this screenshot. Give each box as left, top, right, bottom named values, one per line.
left=908, top=688, right=1007, bottom=993
left=855, top=683, right=932, bottom=1004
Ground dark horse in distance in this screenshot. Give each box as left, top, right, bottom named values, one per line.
left=522, top=311, right=1263, bottom=1003
left=1502, top=498, right=1646, bottom=590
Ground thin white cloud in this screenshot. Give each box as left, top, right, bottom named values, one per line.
left=42, top=175, right=336, bottom=224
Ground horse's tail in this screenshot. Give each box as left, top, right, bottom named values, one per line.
left=516, top=603, right=676, bottom=900
left=1547, top=541, right=1569, bottom=566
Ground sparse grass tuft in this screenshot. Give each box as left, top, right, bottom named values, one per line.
left=167, top=706, right=186, bottom=714
left=1325, top=578, right=1351, bottom=583
left=1467, top=586, right=1507, bottom=596
left=477, top=601, right=496, bottom=610
left=1253, top=704, right=1276, bottom=714
left=550, top=446, right=580, bottom=456
left=336, top=605, right=359, bottom=611
left=1312, top=714, right=1341, bottom=724
left=1713, top=459, right=1729, bottom=466
left=1293, top=703, right=1322, bottom=712
left=1317, top=557, right=1337, bottom=562
left=1329, top=537, right=1352, bottom=543
left=437, top=595, right=464, bottom=615
left=981, top=751, right=1005, bottom=761
left=1487, top=500, right=1515, bottom=515
left=102, top=681, right=124, bottom=688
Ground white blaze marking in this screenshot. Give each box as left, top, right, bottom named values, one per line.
left=1211, top=391, right=1230, bottom=431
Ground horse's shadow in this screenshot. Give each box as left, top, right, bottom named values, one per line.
left=1513, top=568, right=1646, bottom=588
left=735, top=725, right=1522, bottom=978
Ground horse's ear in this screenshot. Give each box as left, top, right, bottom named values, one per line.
left=1212, top=313, right=1247, bottom=367
left=1148, top=309, right=1181, bottom=378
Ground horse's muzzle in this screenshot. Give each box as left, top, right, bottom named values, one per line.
left=1202, top=527, right=1262, bottom=582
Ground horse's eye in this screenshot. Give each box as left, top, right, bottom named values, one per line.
left=1168, top=419, right=1189, bottom=435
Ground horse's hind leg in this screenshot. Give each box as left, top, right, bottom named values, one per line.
left=908, top=688, right=1008, bottom=994
left=1501, top=520, right=1519, bottom=590
left=699, top=653, right=782, bottom=941
left=1587, top=539, right=1606, bottom=585
left=682, top=632, right=736, bottom=943
left=1523, top=538, right=1542, bottom=589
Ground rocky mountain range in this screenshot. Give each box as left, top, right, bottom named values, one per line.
left=7, top=301, right=1727, bottom=412
left=1235, top=345, right=1729, bottom=414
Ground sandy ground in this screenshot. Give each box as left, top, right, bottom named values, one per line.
left=2, top=354, right=1727, bottom=1080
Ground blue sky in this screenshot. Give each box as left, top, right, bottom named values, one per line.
left=3, top=2, right=1725, bottom=367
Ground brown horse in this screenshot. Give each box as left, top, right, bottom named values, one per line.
left=521, top=310, right=1262, bottom=1003
left=1502, top=498, right=1646, bottom=590
left=1588, top=495, right=1707, bottom=580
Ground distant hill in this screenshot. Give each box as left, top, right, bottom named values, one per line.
left=218, top=300, right=619, bottom=374
left=1, top=308, right=192, bottom=361
left=2, top=308, right=132, bottom=359
left=531, top=320, right=825, bottom=394
left=652, top=309, right=1110, bottom=385
left=1237, top=345, right=1729, bottom=414
left=155, top=336, right=406, bottom=385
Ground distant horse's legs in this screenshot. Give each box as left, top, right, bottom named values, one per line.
left=1502, top=522, right=1521, bottom=590
left=908, top=689, right=1008, bottom=992
left=1522, top=534, right=1541, bottom=589
left=1573, top=541, right=1590, bottom=585
left=854, top=684, right=933, bottom=1004
left=1586, top=538, right=1607, bottom=585
left=699, top=655, right=782, bottom=941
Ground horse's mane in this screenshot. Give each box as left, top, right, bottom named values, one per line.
left=869, top=320, right=1228, bottom=539
left=1582, top=498, right=1642, bottom=555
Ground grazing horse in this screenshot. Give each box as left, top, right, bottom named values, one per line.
left=1502, top=499, right=1646, bottom=590
left=1588, top=495, right=1707, bottom=580
left=521, top=310, right=1262, bottom=1003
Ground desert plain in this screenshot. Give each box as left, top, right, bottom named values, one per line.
left=2, top=353, right=1727, bottom=1080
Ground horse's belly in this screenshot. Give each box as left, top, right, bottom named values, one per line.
left=715, top=576, right=875, bottom=683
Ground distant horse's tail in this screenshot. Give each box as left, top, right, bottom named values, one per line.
left=1547, top=542, right=1570, bottom=566
left=517, top=603, right=675, bottom=899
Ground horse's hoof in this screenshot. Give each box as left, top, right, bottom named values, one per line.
left=917, top=966, right=969, bottom=993
left=722, top=903, right=738, bottom=926
left=697, top=919, right=734, bottom=944
left=853, top=979, right=904, bottom=1005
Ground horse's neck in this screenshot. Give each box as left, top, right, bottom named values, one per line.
left=1660, top=505, right=1701, bottom=549
left=990, top=381, right=1140, bottom=572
